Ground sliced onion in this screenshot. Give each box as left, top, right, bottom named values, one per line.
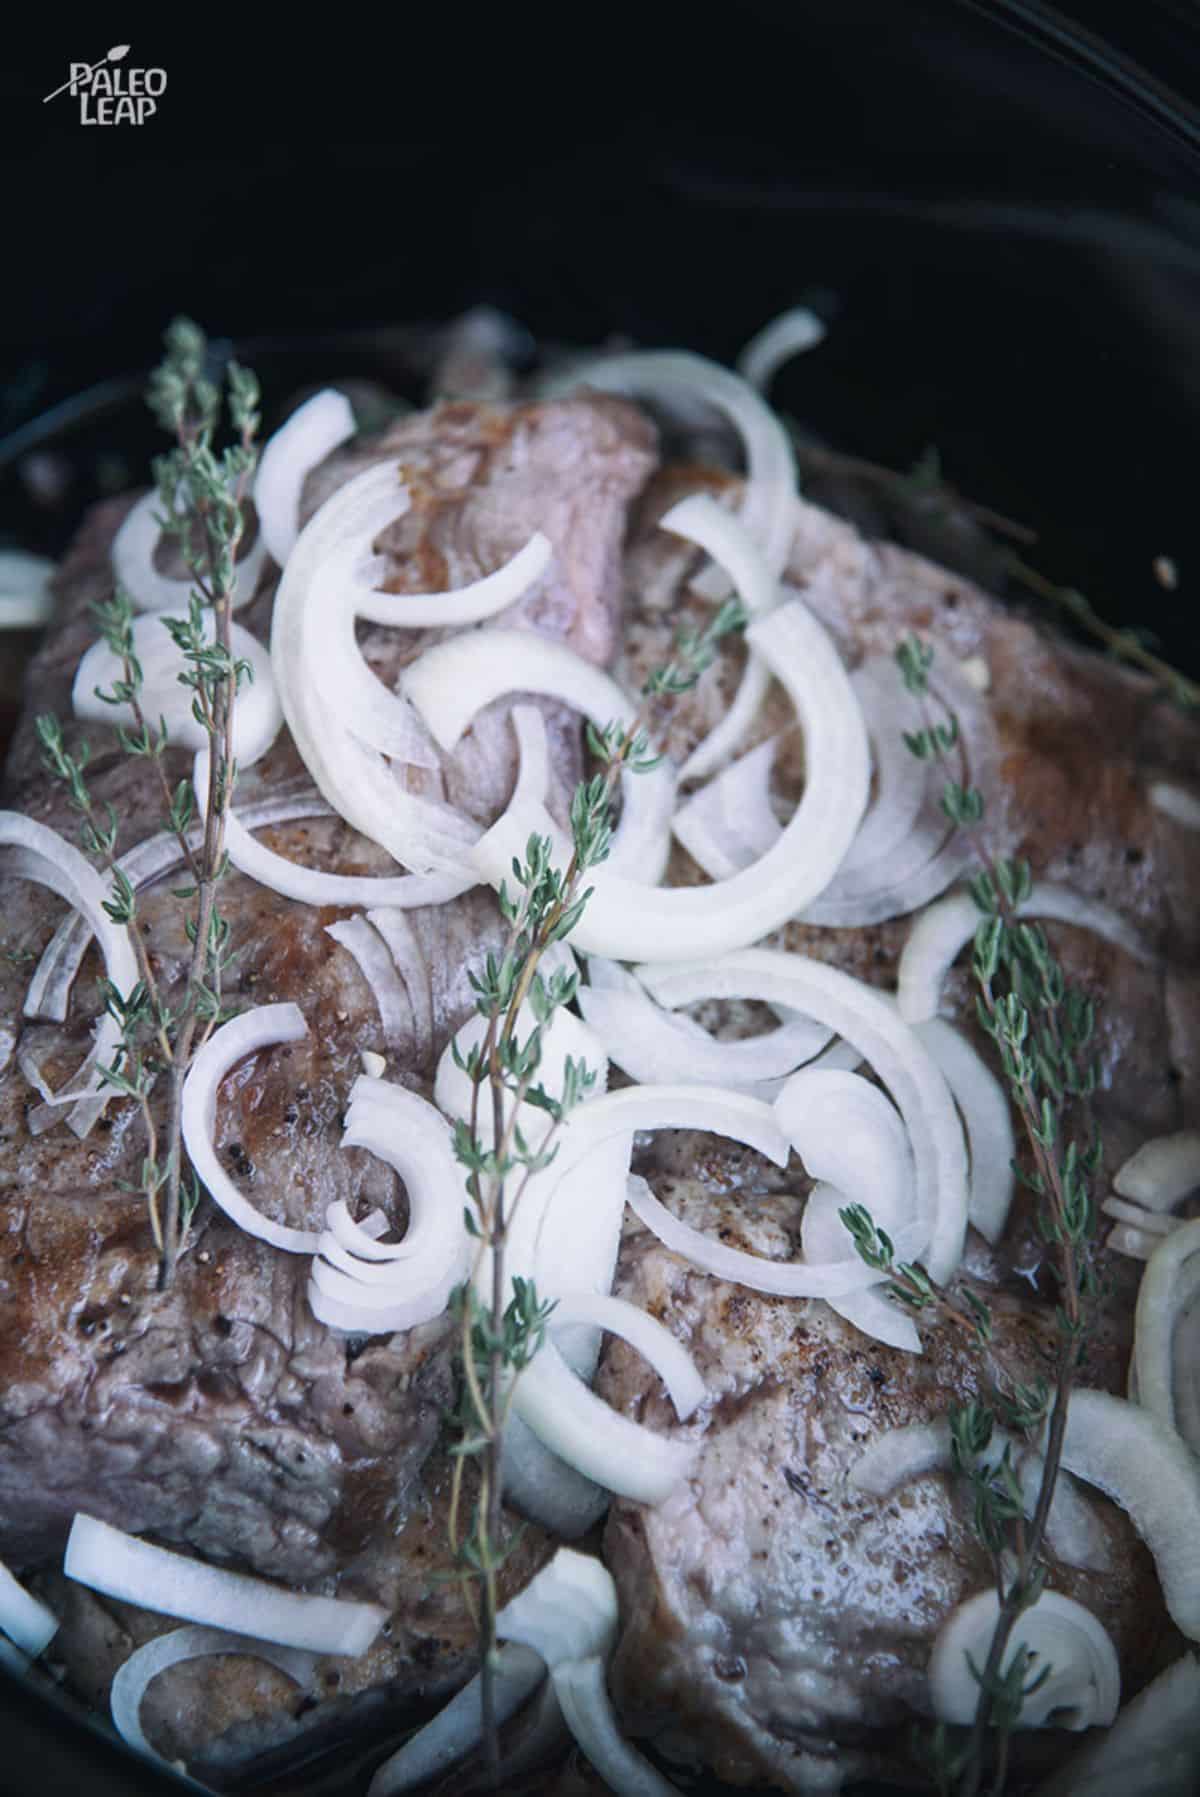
left=65, top=1514, right=386, bottom=1655
left=849, top=1420, right=1110, bottom=1572
left=111, top=1625, right=315, bottom=1765
left=1150, top=781, right=1200, bottom=829
left=1057, top=1389, right=1200, bottom=1641
left=898, top=884, right=1155, bottom=1025
left=656, top=493, right=778, bottom=782
left=365, top=908, right=433, bottom=1059
left=1102, top=1196, right=1180, bottom=1235
left=1108, top=1222, right=1160, bottom=1262
left=510, top=1339, right=696, bottom=1506
left=736, top=306, right=826, bottom=393
left=576, top=965, right=830, bottom=1099
left=72, top=607, right=281, bottom=768
left=24, top=792, right=332, bottom=1026
left=554, top=1656, right=681, bottom=1797
left=555, top=349, right=797, bottom=603
left=0, top=550, right=56, bottom=630
left=672, top=737, right=782, bottom=879
left=914, top=1017, right=1015, bottom=1246
left=930, top=1587, right=1119, bottom=1730
left=403, top=627, right=675, bottom=882
left=1132, top=1218, right=1200, bottom=1453
left=324, top=917, right=411, bottom=1046
left=355, top=531, right=553, bottom=631
left=1, top=812, right=139, bottom=1125
left=367, top=1642, right=546, bottom=1797
left=1033, top=1651, right=1200, bottom=1797
left=113, top=488, right=267, bottom=614
left=641, top=949, right=968, bottom=1284
left=180, top=1002, right=318, bottom=1253
left=308, top=1074, right=469, bottom=1335
left=436, top=1003, right=608, bottom=1156
left=548, top=1292, right=706, bottom=1420
left=497, top=1547, right=617, bottom=1667
left=1114, top=1132, right=1200, bottom=1211
left=270, top=462, right=478, bottom=871
left=0, top=1559, right=58, bottom=1657
left=254, top=388, right=357, bottom=568
left=195, top=749, right=476, bottom=910
left=501, top=1413, right=611, bottom=1541
left=776, top=1069, right=914, bottom=1224
left=801, top=654, right=997, bottom=928
left=474, top=595, right=870, bottom=962
left=510, top=702, right=551, bottom=812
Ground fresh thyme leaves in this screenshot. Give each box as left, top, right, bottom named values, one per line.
left=845, top=633, right=1103, bottom=1797
left=445, top=600, right=747, bottom=1787
left=36, top=318, right=259, bottom=1289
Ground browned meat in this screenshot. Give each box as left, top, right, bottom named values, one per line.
left=0, top=393, right=656, bottom=1775
left=594, top=468, right=1200, bottom=1790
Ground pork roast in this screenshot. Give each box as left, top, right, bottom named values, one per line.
left=1, top=377, right=1197, bottom=1794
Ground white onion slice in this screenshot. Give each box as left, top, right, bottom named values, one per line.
left=576, top=969, right=830, bottom=1099
left=839, top=657, right=930, bottom=872
left=1132, top=1218, right=1200, bottom=1452
left=473, top=596, right=870, bottom=962
left=271, top=462, right=477, bottom=871
left=324, top=917, right=411, bottom=1046
left=0, top=1636, right=29, bottom=1675
left=656, top=493, right=778, bottom=782
left=111, top=1625, right=315, bottom=1765
left=554, top=1657, right=681, bottom=1797
left=0, top=1560, right=58, bottom=1657
left=498, top=1547, right=618, bottom=1667
left=1108, top=1222, right=1159, bottom=1262
left=548, top=1293, right=706, bottom=1420
left=510, top=1339, right=696, bottom=1506
left=1150, top=781, right=1200, bottom=829
left=898, top=884, right=1155, bottom=1024
left=914, top=1017, right=1015, bottom=1246
left=1057, top=1389, right=1200, bottom=1641
left=1102, top=1196, right=1180, bottom=1235
left=254, top=388, right=357, bottom=568
left=501, top=1414, right=611, bottom=1541
left=641, top=950, right=968, bottom=1283
left=800, top=653, right=996, bottom=928
left=0, top=812, right=138, bottom=1124
left=353, top=531, right=553, bottom=631
left=1114, top=1132, right=1200, bottom=1211
left=366, top=1642, right=546, bottom=1797
left=365, top=907, right=433, bottom=1058
left=510, top=703, right=551, bottom=812
left=736, top=306, right=826, bottom=393
left=402, top=627, right=675, bottom=882
left=672, top=737, right=782, bottom=879
left=113, top=488, right=267, bottom=614
left=777, top=1069, right=914, bottom=1224
left=72, top=607, right=281, bottom=768
left=0, top=550, right=56, bottom=630
left=25, top=792, right=332, bottom=1026
left=65, top=1514, right=386, bottom=1655
left=930, top=1587, right=1119, bottom=1730
left=308, top=1074, right=468, bottom=1336
left=436, top=1003, right=608, bottom=1157
left=849, top=1420, right=1110, bottom=1572
left=556, top=350, right=797, bottom=601
left=180, top=1001, right=318, bottom=1253
left=195, top=750, right=476, bottom=910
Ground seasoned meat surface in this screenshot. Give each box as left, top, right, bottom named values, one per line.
left=0, top=393, right=656, bottom=1773
left=594, top=468, right=1199, bottom=1790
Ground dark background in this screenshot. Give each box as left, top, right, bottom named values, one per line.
left=2, top=0, right=1200, bottom=687
left=1, top=3, right=1200, bottom=1793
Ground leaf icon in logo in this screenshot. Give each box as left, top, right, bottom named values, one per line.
left=108, top=45, right=131, bottom=61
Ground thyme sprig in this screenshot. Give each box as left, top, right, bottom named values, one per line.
left=445, top=595, right=746, bottom=1785
left=36, top=318, right=259, bottom=1287
left=844, top=633, right=1103, bottom=1797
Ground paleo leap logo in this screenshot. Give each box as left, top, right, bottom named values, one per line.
left=43, top=44, right=166, bottom=124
